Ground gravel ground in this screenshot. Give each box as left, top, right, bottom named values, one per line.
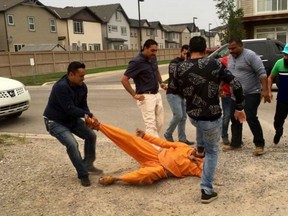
left=1, top=133, right=288, bottom=216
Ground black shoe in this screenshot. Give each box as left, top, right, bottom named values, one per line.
left=164, top=133, right=174, bottom=142
left=86, top=166, right=103, bottom=175
left=180, top=140, right=195, bottom=145
left=201, top=189, right=218, bottom=204
left=80, top=176, right=91, bottom=187
left=273, top=133, right=281, bottom=144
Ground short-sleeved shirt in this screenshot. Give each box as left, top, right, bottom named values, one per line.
left=124, top=52, right=159, bottom=94
left=271, top=58, right=288, bottom=102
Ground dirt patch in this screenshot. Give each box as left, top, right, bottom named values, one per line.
left=1, top=135, right=288, bottom=216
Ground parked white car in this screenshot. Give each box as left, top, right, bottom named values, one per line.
left=0, top=77, right=31, bottom=119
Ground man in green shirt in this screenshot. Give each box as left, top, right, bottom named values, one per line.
left=268, top=43, right=288, bottom=144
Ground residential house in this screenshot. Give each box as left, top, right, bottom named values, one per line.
left=0, top=0, right=59, bottom=52
left=168, top=24, right=191, bottom=46
left=47, top=6, right=102, bottom=51
left=129, top=19, right=151, bottom=50
left=89, top=4, right=131, bottom=50
left=199, top=29, right=221, bottom=49
left=149, top=21, right=165, bottom=48
left=238, top=0, right=288, bottom=43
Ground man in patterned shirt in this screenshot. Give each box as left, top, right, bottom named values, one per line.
left=175, top=36, right=246, bottom=204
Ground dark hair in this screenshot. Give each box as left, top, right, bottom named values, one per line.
left=228, top=38, right=243, bottom=46
left=67, top=61, right=86, bottom=74
left=189, top=36, right=206, bottom=53
left=143, top=39, right=158, bottom=49
left=181, top=44, right=189, bottom=52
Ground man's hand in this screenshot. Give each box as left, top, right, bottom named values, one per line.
left=160, top=83, right=168, bottom=90
left=84, top=114, right=100, bottom=130
left=234, top=110, right=246, bottom=123
left=261, top=89, right=271, bottom=103
left=133, top=94, right=145, bottom=101
left=136, top=128, right=145, bottom=138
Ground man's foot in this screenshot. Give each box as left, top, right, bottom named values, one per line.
left=222, top=137, right=230, bottom=145
left=180, top=140, right=195, bottom=145
left=254, top=147, right=265, bottom=156
left=98, top=176, right=117, bottom=186
left=273, top=133, right=281, bottom=144
left=164, top=133, right=174, bottom=142
left=195, top=146, right=205, bottom=158
left=86, top=165, right=103, bottom=175
left=222, top=145, right=241, bottom=152
left=201, top=189, right=218, bottom=204
left=80, top=176, right=91, bottom=187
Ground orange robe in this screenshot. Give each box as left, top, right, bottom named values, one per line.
left=99, top=123, right=203, bottom=184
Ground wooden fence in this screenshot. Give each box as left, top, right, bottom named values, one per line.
left=0, top=48, right=179, bottom=78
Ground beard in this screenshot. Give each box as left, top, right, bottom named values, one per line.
left=284, top=58, right=288, bottom=68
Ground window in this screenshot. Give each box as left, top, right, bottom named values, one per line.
left=115, top=11, right=121, bottom=21
left=108, top=25, right=118, bottom=33
left=256, top=26, right=287, bottom=43
left=14, top=44, right=25, bottom=52
left=121, top=27, right=127, bottom=36
left=49, top=19, right=56, bottom=32
left=257, top=0, right=288, bottom=12
left=28, top=17, right=35, bottom=31
left=7, top=15, right=14, bottom=25
left=72, top=43, right=77, bottom=51
left=82, top=43, right=87, bottom=51
left=74, top=21, right=83, bottom=34
left=146, top=29, right=150, bottom=36
left=94, top=44, right=100, bottom=51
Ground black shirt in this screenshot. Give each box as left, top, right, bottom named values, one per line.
left=124, top=52, right=159, bottom=94
left=175, top=57, right=244, bottom=121
left=43, top=75, right=92, bottom=128
left=166, top=56, right=184, bottom=95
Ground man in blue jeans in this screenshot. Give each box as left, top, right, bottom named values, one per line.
left=164, top=44, right=194, bottom=145
left=175, top=36, right=246, bottom=204
left=43, top=61, right=103, bottom=187
left=224, top=38, right=271, bottom=156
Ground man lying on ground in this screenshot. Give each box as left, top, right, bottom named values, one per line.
left=85, top=115, right=203, bottom=186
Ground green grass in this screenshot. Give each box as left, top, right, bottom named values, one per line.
left=0, top=134, right=26, bottom=160
left=13, top=60, right=170, bottom=86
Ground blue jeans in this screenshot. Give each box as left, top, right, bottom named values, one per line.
left=189, top=117, right=221, bottom=194
left=231, top=93, right=265, bottom=147
left=44, top=118, right=96, bottom=178
left=221, top=96, right=231, bottom=138
left=165, top=94, right=187, bottom=141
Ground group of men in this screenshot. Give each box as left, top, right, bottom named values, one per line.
left=43, top=36, right=288, bottom=204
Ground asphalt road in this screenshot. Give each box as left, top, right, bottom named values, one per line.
left=0, top=64, right=283, bottom=144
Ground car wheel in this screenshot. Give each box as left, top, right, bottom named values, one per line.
left=5, top=112, right=23, bottom=119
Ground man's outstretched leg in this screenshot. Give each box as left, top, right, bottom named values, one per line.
left=99, top=165, right=168, bottom=186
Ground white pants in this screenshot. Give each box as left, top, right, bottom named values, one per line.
left=137, top=92, right=164, bottom=139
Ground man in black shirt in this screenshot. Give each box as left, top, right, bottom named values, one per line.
left=43, top=61, right=102, bottom=187
left=164, top=44, right=194, bottom=145
left=175, top=36, right=246, bottom=204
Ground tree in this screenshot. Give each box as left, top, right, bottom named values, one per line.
left=214, top=0, right=246, bottom=44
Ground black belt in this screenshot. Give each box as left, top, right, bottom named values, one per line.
left=141, top=91, right=158, bottom=94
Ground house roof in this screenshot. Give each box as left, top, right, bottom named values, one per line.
left=0, top=0, right=44, bottom=11
left=149, top=21, right=163, bottom=30
left=168, top=22, right=199, bottom=32
left=168, top=24, right=190, bottom=33
left=129, top=18, right=150, bottom=28
left=19, top=44, right=66, bottom=52
left=89, top=3, right=130, bottom=24
left=47, top=6, right=102, bottom=22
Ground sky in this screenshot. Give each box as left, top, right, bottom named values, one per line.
left=40, top=0, right=221, bottom=30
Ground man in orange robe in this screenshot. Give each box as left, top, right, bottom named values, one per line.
left=85, top=116, right=203, bottom=185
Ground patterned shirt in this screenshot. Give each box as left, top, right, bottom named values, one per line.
left=166, top=56, right=184, bottom=95
left=175, top=57, right=244, bottom=121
